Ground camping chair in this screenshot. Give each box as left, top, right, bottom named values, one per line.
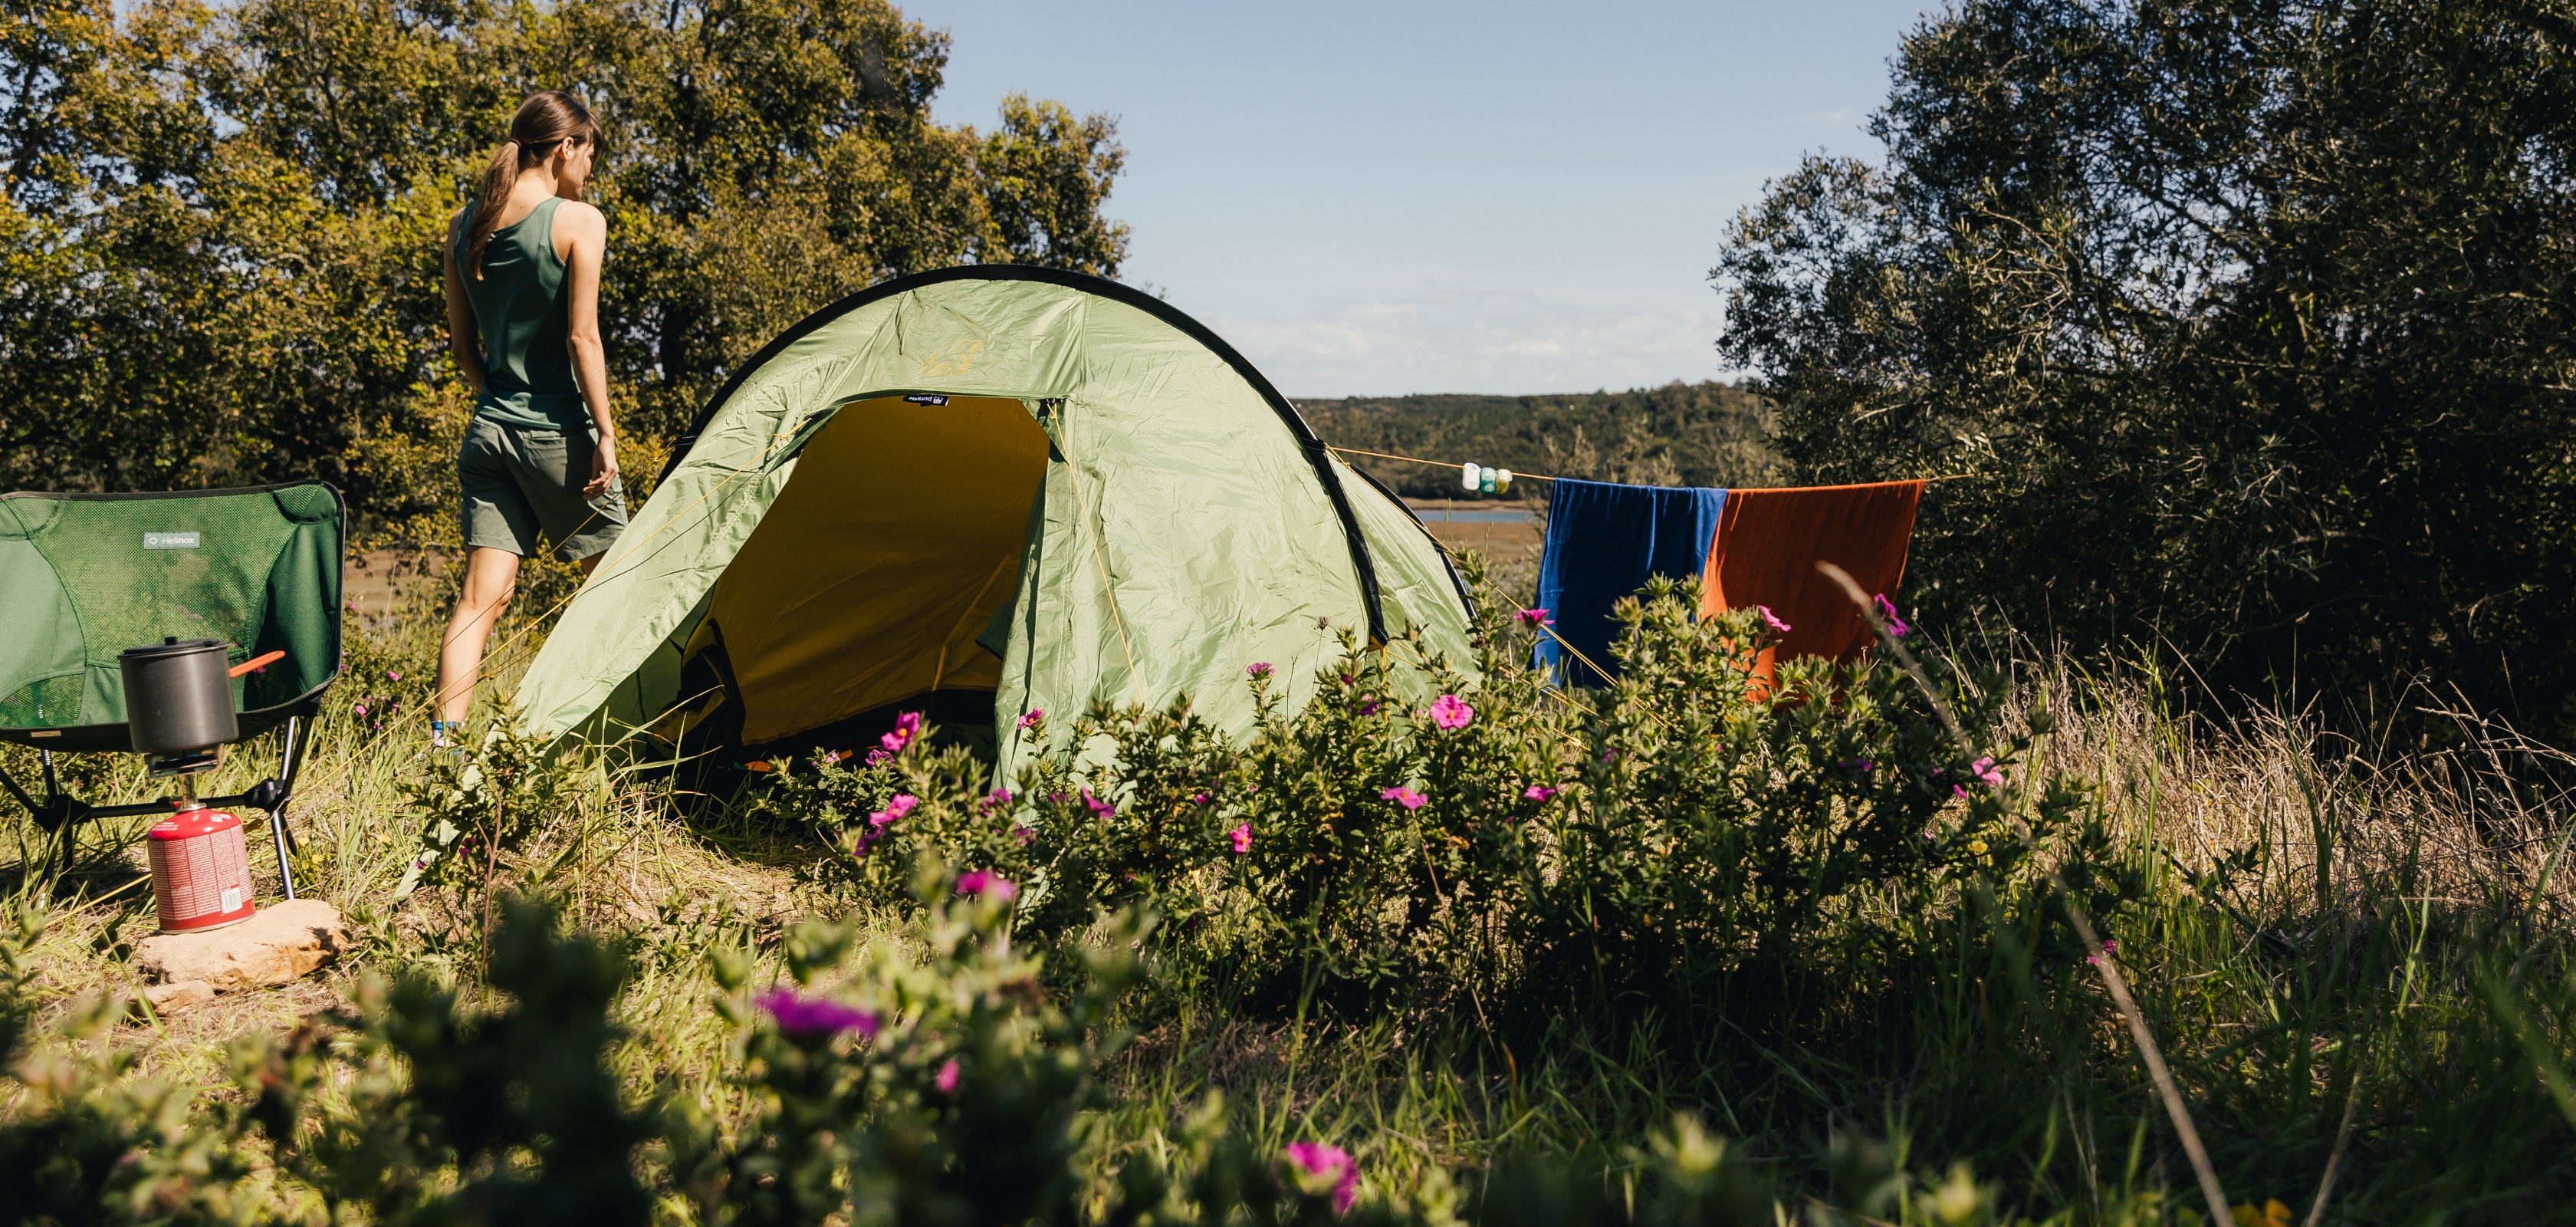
left=0, top=483, right=343, bottom=896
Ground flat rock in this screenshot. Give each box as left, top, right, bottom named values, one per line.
left=140, top=980, right=215, bottom=1015
left=134, top=899, right=349, bottom=993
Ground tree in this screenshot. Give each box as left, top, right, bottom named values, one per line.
left=0, top=0, right=1128, bottom=534
left=1714, top=0, right=2576, bottom=725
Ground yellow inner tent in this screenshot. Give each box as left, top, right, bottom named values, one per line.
left=702, top=394, right=1050, bottom=745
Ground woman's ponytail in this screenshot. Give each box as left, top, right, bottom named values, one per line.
left=461, top=91, right=604, bottom=281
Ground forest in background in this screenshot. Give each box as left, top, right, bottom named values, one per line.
left=1300, top=381, right=1786, bottom=501
left=0, top=0, right=1126, bottom=536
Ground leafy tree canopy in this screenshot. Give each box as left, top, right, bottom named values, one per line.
left=0, top=0, right=1127, bottom=530
left=1715, top=0, right=2576, bottom=724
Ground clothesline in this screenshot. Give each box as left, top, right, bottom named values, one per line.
left=1324, top=444, right=1980, bottom=487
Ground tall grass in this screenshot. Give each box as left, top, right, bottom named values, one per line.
left=3, top=562, right=2572, bottom=1223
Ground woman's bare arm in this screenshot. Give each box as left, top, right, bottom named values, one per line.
left=442, top=217, right=485, bottom=394
left=556, top=199, right=618, bottom=498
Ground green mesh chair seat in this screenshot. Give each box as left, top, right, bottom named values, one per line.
left=0, top=483, right=343, bottom=754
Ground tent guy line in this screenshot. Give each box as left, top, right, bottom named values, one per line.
left=1326, top=443, right=1982, bottom=488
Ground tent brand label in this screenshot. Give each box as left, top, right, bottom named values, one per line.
left=903, top=393, right=950, bottom=406
left=143, top=532, right=200, bottom=550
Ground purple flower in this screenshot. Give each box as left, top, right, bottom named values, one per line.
left=981, top=787, right=1014, bottom=812
left=866, top=747, right=892, bottom=768
left=1601, top=748, right=1620, bottom=763
left=1874, top=593, right=1911, bottom=638
left=1017, top=709, right=1044, bottom=730
left=1228, top=822, right=1252, bottom=854
left=1428, top=693, right=1474, bottom=730
left=1359, top=699, right=1382, bottom=717
left=756, top=988, right=880, bottom=1039
left=880, top=710, right=925, bottom=755
left=1971, top=756, right=2005, bottom=788
left=1247, top=662, right=1273, bottom=678
left=1190, top=791, right=1213, bottom=806
left=1523, top=785, right=1558, bottom=802
left=1340, top=673, right=1355, bottom=687
left=1283, top=1141, right=1359, bottom=1215
left=869, top=794, right=919, bottom=829
left=386, top=670, right=400, bottom=681
left=1013, top=824, right=1036, bottom=845
left=957, top=870, right=1019, bottom=901
left=935, top=1058, right=961, bottom=1093
left=1380, top=786, right=1427, bottom=811
left=1759, top=605, right=1792, bottom=635
left=1083, top=789, right=1116, bottom=819
left=1518, top=607, right=1552, bottom=627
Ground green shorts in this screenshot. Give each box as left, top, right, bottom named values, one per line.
left=458, top=416, right=629, bottom=562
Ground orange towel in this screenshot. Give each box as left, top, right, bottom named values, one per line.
left=1700, top=481, right=1924, bottom=683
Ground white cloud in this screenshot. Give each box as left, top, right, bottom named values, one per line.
left=1208, top=290, right=1735, bottom=396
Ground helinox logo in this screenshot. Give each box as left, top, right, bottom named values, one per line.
left=143, top=532, right=200, bottom=550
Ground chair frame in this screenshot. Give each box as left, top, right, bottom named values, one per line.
left=0, top=699, right=320, bottom=897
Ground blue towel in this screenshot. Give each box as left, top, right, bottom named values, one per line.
left=1530, top=479, right=1727, bottom=685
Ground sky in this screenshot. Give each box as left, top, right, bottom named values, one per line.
left=913, top=1, right=1936, bottom=397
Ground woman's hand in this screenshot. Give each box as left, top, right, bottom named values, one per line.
left=585, top=433, right=619, bottom=499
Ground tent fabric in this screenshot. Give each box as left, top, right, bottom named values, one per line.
left=0, top=483, right=343, bottom=752
left=1698, top=480, right=1924, bottom=683
left=1530, top=479, right=1729, bottom=686
left=512, top=268, right=1473, bottom=774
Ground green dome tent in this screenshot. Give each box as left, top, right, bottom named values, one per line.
left=515, top=266, right=1474, bottom=772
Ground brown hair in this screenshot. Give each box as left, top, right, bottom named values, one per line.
left=462, top=91, right=603, bottom=280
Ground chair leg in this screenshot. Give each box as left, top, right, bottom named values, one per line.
left=270, top=806, right=297, bottom=901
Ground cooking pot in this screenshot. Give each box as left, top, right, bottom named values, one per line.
left=119, top=637, right=238, bottom=755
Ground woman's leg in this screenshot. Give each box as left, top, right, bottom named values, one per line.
left=435, top=545, right=525, bottom=725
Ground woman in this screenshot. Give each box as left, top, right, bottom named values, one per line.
left=431, top=90, right=626, bottom=746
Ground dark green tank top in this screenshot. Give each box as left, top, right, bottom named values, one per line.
left=451, top=197, right=587, bottom=430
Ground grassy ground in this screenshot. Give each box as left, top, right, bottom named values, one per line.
left=4, top=554, right=2573, bottom=1223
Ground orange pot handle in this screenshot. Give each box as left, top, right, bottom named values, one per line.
left=228, top=650, right=286, bottom=679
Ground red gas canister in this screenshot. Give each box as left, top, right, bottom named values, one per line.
left=147, top=801, right=257, bottom=933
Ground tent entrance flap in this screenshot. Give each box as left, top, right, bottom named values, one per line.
left=702, top=394, right=1049, bottom=746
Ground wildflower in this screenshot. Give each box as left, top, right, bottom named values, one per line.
left=1340, top=673, right=1355, bottom=687
left=880, top=710, right=925, bottom=755
left=956, top=870, right=1018, bottom=901
left=1428, top=693, right=1474, bottom=729
left=1518, top=607, right=1552, bottom=626
left=935, top=1058, right=961, bottom=1093
left=1602, top=748, right=1620, bottom=763
left=1971, top=756, right=2004, bottom=787
left=1359, top=699, right=1382, bottom=717
left=1523, top=785, right=1558, bottom=802
left=1759, top=605, right=1792, bottom=635
left=866, top=748, right=891, bottom=767
left=1967, top=837, right=1988, bottom=856
left=2232, top=1201, right=2293, bottom=1227
left=869, top=794, right=918, bottom=829
left=1017, top=709, right=1044, bottom=730
left=1874, top=593, right=1910, bottom=637
left=1228, top=822, right=1252, bottom=854
left=1083, top=789, right=1115, bottom=818
left=1013, top=824, right=1036, bottom=845
left=981, top=787, right=1014, bottom=812
left=387, top=670, right=401, bottom=681
left=1191, top=791, right=1213, bottom=805
left=353, top=702, right=367, bottom=717
left=1283, top=1141, right=1359, bottom=1215
left=756, top=989, right=880, bottom=1039
left=1380, top=786, right=1428, bottom=811
left=1247, top=662, right=1273, bottom=678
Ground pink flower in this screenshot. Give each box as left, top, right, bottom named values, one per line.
left=1518, top=607, right=1552, bottom=626
left=879, top=710, right=925, bottom=755
left=1083, top=789, right=1116, bottom=818
left=957, top=870, right=1019, bottom=901
left=386, top=670, right=400, bottom=681
left=1190, top=791, right=1213, bottom=805
left=935, top=1058, right=961, bottom=1093
left=1247, top=662, right=1273, bottom=678
left=1283, top=1141, right=1359, bottom=1215
left=1428, top=693, right=1474, bottom=729
left=981, top=787, right=1014, bottom=812
left=866, top=747, right=892, bottom=767
left=353, top=703, right=367, bottom=716
left=1874, top=593, right=1910, bottom=638
left=1380, top=786, right=1428, bottom=811
left=1972, top=756, right=2004, bottom=787
left=756, top=989, right=880, bottom=1038
left=1523, top=785, right=1557, bottom=802
left=1228, top=822, right=1252, bottom=854
left=1012, top=824, right=1036, bottom=845
left=1017, top=709, right=1044, bottom=730
left=1759, top=605, right=1792, bottom=635
left=869, top=794, right=918, bottom=829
